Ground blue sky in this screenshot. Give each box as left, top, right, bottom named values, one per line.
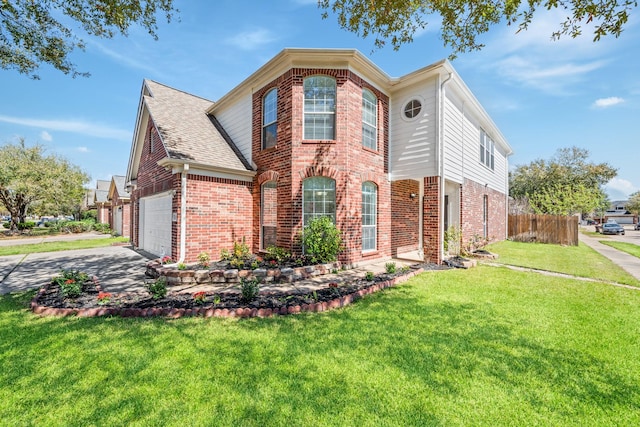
left=1, top=0, right=638, bottom=200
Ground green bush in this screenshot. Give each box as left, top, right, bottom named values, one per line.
left=92, top=222, right=112, bottom=234
left=300, top=216, right=343, bottom=264
left=240, top=278, right=260, bottom=302
left=147, top=278, right=167, bottom=299
left=365, top=271, right=375, bottom=281
left=385, top=262, right=397, bottom=274
left=51, top=269, right=90, bottom=298
left=17, top=221, right=36, bottom=230
left=82, top=209, right=97, bottom=221
left=264, top=246, right=292, bottom=263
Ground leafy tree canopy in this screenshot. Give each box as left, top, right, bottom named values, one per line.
left=0, top=139, right=89, bottom=231
left=627, top=191, right=640, bottom=214
left=319, top=0, right=637, bottom=57
left=0, top=0, right=177, bottom=79
left=509, top=146, right=617, bottom=215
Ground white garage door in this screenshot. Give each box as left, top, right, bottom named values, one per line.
left=140, top=193, right=173, bottom=257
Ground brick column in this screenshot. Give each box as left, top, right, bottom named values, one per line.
left=423, top=176, right=441, bottom=264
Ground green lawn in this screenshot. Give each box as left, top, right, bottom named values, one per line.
left=599, top=240, right=640, bottom=259
left=1, top=264, right=640, bottom=425
left=0, top=236, right=129, bottom=256
left=486, top=240, right=640, bottom=286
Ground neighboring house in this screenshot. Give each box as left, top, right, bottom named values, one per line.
left=108, top=175, right=131, bottom=238
left=94, top=179, right=111, bottom=224
left=603, top=200, right=637, bottom=224
left=125, top=48, right=513, bottom=265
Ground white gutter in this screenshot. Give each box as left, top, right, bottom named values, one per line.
left=438, top=72, right=453, bottom=260
left=178, top=164, right=189, bottom=263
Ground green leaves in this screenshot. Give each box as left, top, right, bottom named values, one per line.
left=319, top=1, right=638, bottom=57
left=0, top=0, right=177, bottom=78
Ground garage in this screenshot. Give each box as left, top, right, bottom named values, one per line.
left=139, top=193, right=173, bottom=257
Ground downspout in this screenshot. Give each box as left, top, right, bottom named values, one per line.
left=438, top=72, right=453, bottom=261
left=178, top=164, right=189, bottom=263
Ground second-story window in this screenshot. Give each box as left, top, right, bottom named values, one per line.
left=362, top=89, right=377, bottom=150
left=262, top=88, right=277, bottom=149
left=303, top=76, right=336, bottom=140
left=480, top=130, right=495, bottom=171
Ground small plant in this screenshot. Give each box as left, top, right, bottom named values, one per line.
left=444, top=225, right=462, bottom=255
left=193, top=291, right=207, bottom=304
left=220, top=248, right=232, bottom=261
left=60, top=279, right=82, bottom=298
left=97, top=292, right=112, bottom=305
left=52, top=269, right=89, bottom=298
left=177, top=262, right=187, bottom=270
left=233, top=237, right=251, bottom=260
left=300, top=216, right=343, bottom=264
left=400, top=266, right=411, bottom=274
left=250, top=260, right=259, bottom=270
left=240, top=278, right=260, bottom=302
left=328, top=282, right=339, bottom=288
left=197, top=251, right=210, bottom=268
left=385, top=262, right=397, bottom=274
left=161, top=256, right=173, bottom=265
left=264, top=246, right=292, bottom=264
left=365, top=271, right=375, bottom=281
left=230, top=258, right=245, bottom=269
left=147, top=278, right=167, bottom=299
left=212, top=295, right=221, bottom=304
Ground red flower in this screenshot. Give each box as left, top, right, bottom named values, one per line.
left=328, top=282, right=339, bottom=288
left=97, top=292, right=112, bottom=300
left=193, top=291, right=207, bottom=301
left=64, top=279, right=75, bottom=285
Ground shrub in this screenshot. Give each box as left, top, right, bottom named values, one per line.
left=444, top=225, right=462, bottom=255
left=82, top=209, right=97, bottom=221
left=197, top=251, right=210, bottom=267
left=365, top=271, right=375, bottom=281
left=385, top=262, right=397, bottom=274
left=17, top=221, right=36, bottom=230
left=300, top=216, right=343, bottom=264
left=52, top=269, right=89, bottom=298
left=233, top=238, right=251, bottom=260
left=97, top=292, right=112, bottom=305
left=264, top=246, right=292, bottom=264
left=240, top=278, right=260, bottom=302
left=92, top=222, right=111, bottom=234
left=147, top=278, right=167, bottom=299
left=177, top=262, right=186, bottom=270
left=193, top=291, right=207, bottom=304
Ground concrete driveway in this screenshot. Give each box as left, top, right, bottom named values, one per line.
left=0, top=245, right=153, bottom=295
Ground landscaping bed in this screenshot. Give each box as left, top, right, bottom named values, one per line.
left=30, top=263, right=448, bottom=318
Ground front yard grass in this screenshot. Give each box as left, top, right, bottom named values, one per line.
left=486, top=240, right=640, bottom=286
left=0, top=237, right=129, bottom=256
left=599, top=240, right=640, bottom=259
left=1, top=264, right=640, bottom=425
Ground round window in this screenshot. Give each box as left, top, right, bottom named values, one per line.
left=403, top=99, right=422, bottom=119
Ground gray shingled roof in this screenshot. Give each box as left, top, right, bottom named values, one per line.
left=112, top=175, right=130, bottom=199
left=95, top=190, right=108, bottom=204
left=96, top=179, right=110, bottom=191
left=143, top=80, right=250, bottom=171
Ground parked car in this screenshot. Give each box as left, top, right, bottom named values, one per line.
left=36, top=216, right=57, bottom=227
left=601, top=223, right=625, bottom=235
left=634, top=223, right=640, bottom=231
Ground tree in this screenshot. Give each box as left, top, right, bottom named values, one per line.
left=0, top=0, right=177, bottom=79
left=627, top=191, right=640, bottom=215
left=0, top=139, right=89, bottom=231
left=319, top=0, right=637, bottom=57
left=509, top=146, right=617, bottom=216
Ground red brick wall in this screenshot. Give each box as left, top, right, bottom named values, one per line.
left=423, top=176, right=441, bottom=263
left=130, top=120, right=178, bottom=258
left=183, top=175, right=253, bottom=262
left=460, top=178, right=507, bottom=245
left=251, top=68, right=391, bottom=265
left=390, top=179, right=420, bottom=255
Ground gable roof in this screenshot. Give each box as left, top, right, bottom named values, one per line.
left=126, top=80, right=251, bottom=184
left=108, top=175, right=130, bottom=201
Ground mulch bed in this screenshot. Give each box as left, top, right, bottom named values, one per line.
left=31, top=263, right=449, bottom=318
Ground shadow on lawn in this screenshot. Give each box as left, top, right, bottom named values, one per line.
left=0, top=284, right=638, bottom=424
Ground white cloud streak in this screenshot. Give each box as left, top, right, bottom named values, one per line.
left=77, top=146, right=90, bottom=153
left=225, top=28, right=278, bottom=51
left=40, top=130, right=53, bottom=141
left=592, top=97, right=625, bottom=108
left=606, top=177, right=638, bottom=198
left=0, top=115, right=131, bottom=141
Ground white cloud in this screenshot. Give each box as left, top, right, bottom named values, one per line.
left=40, top=130, right=52, bottom=141
left=592, top=97, right=625, bottom=108
left=225, top=28, right=278, bottom=51
left=0, top=115, right=131, bottom=141
left=605, top=177, right=638, bottom=198
left=77, top=146, right=90, bottom=153
left=86, top=39, right=163, bottom=77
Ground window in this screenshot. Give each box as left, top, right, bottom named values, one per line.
left=303, top=76, right=336, bottom=140
left=362, top=182, right=377, bottom=251
left=403, top=99, right=422, bottom=119
left=302, top=177, right=336, bottom=225
left=262, top=89, right=277, bottom=149
left=362, top=89, right=377, bottom=150
left=480, top=130, right=495, bottom=170
left=261, top=181, right=277, bottom=249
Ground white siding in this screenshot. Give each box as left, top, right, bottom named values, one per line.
left=443, top=89, right=509, bottom=194
left=214, top=94, right=253, bottom=165
left=389, top=78, right=438, bottom=180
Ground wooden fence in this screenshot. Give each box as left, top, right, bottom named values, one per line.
left=508, top=214, right=579, bottom=246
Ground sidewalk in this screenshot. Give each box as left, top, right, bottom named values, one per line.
left=579, top=232, right=640, bottom=281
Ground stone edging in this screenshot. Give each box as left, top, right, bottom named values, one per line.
left=30, top=268, right=424, bottom=318
left=146, top=260, right=342, bottom=286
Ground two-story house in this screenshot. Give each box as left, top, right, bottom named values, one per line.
left=125, top=48, right=512, bottom=265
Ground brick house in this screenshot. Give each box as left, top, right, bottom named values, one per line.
left=125, top=48, right=512, bottom=265
left=108, top=175, right=131, bottom=238
left=94, top=179, right=111, bottom=224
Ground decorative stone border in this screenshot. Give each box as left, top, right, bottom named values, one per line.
left=30, top=268, right=424, bottom=318
left=145, top=260, right=342, bottom=286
